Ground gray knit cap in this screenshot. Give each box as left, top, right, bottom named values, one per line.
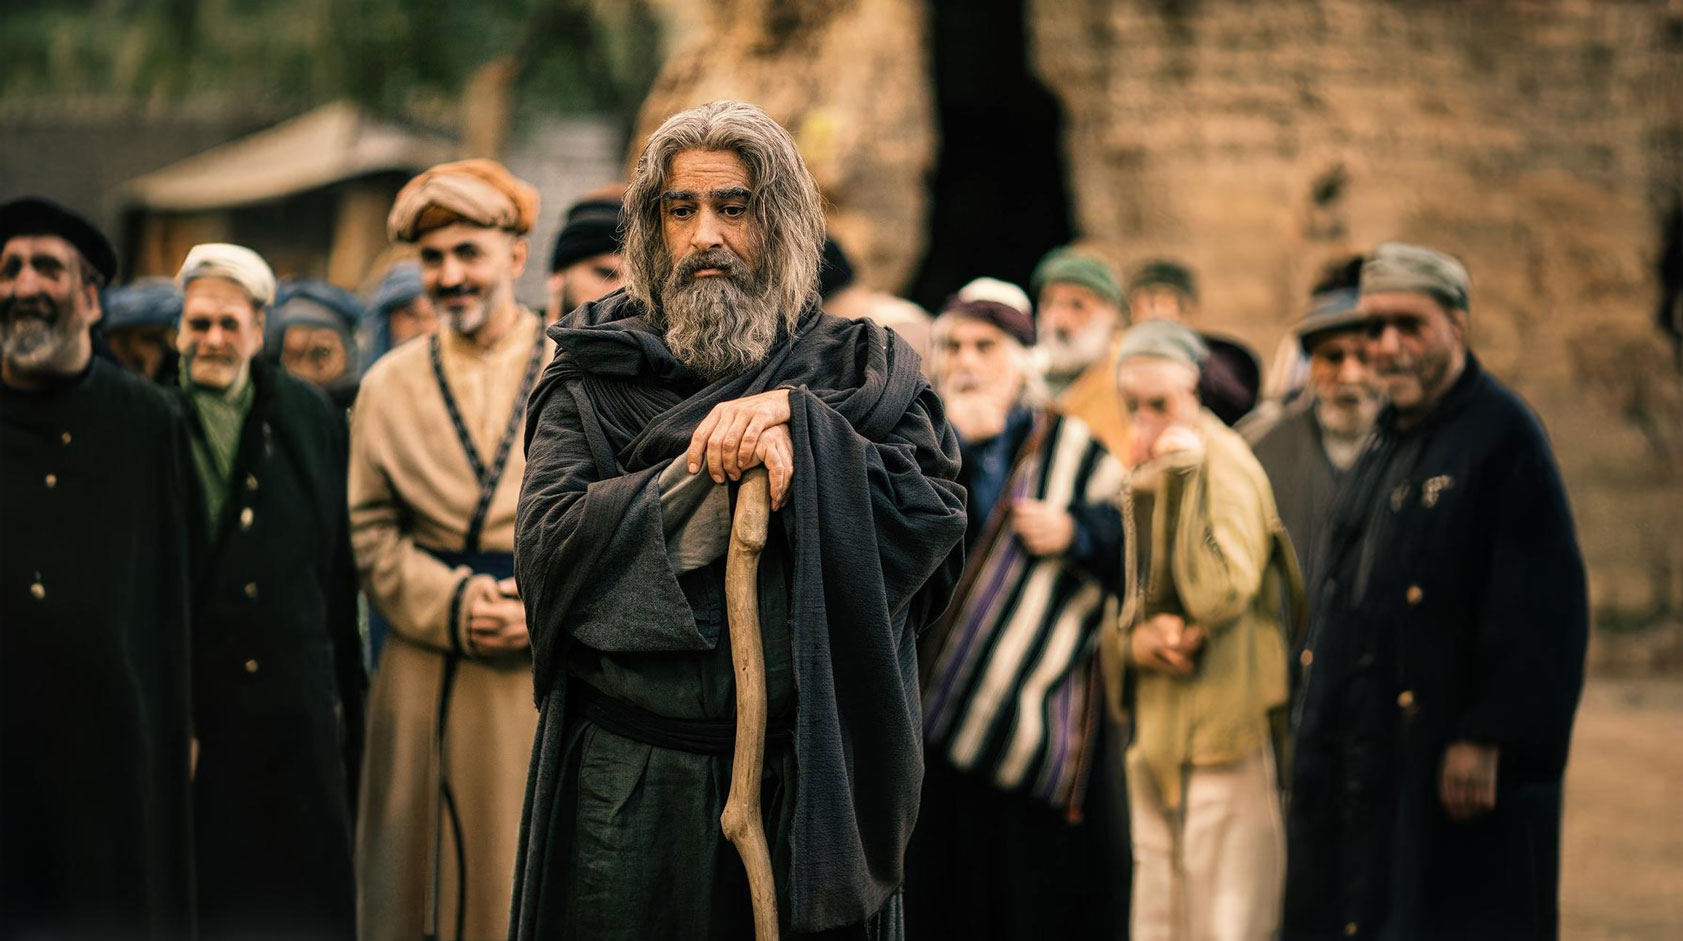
left=1116, top=319, right=1209, bottom=370
left=1361, top=241, right=1470, bottom=311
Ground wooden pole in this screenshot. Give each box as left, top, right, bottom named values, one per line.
left=721, top=467, right=779, bottom=940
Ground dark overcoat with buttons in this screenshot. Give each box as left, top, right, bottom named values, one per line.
left=184, top=356, right=364, bottom=939
left=1, top=357, right=194, bottom=939
left=1284, top=354, right=1588, bottom=941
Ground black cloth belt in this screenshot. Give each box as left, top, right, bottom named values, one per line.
left=574, top=681, right=794, bottom=757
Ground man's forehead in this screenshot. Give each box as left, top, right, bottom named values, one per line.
left=946, top=316, right=1011, bottom=344
left=665, top=149, right=752, bottom=193
left=183, top=277, right=260, bottom=315
left=1119, top=358, right=1198, bottom=391
left=1357, top=290, right=1442, bottom=318
left=1, top=234, right=76, bottom=261
left=418, top=222, right=513, bottom=251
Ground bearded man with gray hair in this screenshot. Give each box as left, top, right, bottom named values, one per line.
left=511, top=100, right=967, bottom=939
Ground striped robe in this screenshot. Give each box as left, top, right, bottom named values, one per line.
left=920, top=411, right=1124, bottom=810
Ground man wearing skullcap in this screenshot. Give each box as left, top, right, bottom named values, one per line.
left=270, top=277, right=364, bottom=409
left=819, top=234, right=935, bottom=371
left=1098, top=319, right=1301, bottom=941
left=1029, top=245, right=1135, bottom=462
left=0, top=197, right=193, bottom=937
left=353, top=158, right=550, bottom=941
left=1286, top=243, right=1587, bottom=940
left=172, top=242, right=364, bottom=939
left=102, top=277, right=183, bottom=383
left=1127, top=257, right=1264, bottom=426
left=545, top=190, right=626, bottom=326
left=907, top=283, right=1127, bottom=939
left=1241, top=255, right=1382, bottom=580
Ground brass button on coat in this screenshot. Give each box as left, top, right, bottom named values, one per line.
left=1300, top=649, right=1314, bottom=667
left=60, top=431, right=72, bottom=445
left=244, top=582, right=258, bottom=600
left=239, top=507, right=254, bottom=530
left=30, top=582, right=46, bottom=601
left=44, top=473, right=57, bottom=488
left=1397, top=690, right=1416, bottom=709
left=246, top=474, right=258, bottom=491
left=244, top=659, right=260, bottom=674
left=1406, top=584, right=1423, bottom=605
left=1345, top=923, right=1359, bottom=937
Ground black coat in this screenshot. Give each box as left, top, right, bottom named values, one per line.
left=183, top=358, right=363, bottom=939
left=1285, top=354, right=1588, bottom=940
left=1, top=358, right=194, bottom=939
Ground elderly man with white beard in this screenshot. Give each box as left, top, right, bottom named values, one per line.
left=510, top=100, right=968, bottom=940
left=1028, top=246, right=1135, bottom=465
left=906, top=287, right=1127, bottom=940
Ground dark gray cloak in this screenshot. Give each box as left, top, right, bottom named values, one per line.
left=511, top=292, right=967, bottom=936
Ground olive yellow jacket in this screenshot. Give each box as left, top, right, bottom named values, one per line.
left=1099, top=409, right=1303, bottom=811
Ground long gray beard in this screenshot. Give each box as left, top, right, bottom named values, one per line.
left=659, top=274, right=783, bottom=382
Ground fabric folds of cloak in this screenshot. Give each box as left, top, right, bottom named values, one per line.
left=512, top=293, right=968, bottom=935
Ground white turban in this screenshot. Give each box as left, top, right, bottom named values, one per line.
left=176, top=243, right=277, bottom=308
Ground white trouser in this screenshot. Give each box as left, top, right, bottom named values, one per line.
left=1128, top=745, right=1286, bottom=941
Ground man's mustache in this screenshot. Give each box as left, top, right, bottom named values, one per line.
left=675, top=249, right=749, bottom=282
left=0, top=295, right=61, bottom=324
left=431, top=285, right=481, bottom=301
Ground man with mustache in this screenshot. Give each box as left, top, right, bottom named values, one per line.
left=1242, top=255, right=1382, bottom=580
left=544, top=189, right=626, bottom=326
left=171, top=242, right=364, bottom=939
left=1126, top=258, right=1264, bottom=427
left=510, top=100, right=967, bottom=939
left=351, top=158, right=550, bottom=941
left=1285, top=243, right=1588, bottom=940
left=907, top=288, right=1127, bottom=939
left=1028, top=246, right=1136, bottom=472
left=0, top=197, right=193, bottom=938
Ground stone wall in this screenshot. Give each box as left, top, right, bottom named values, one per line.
left=1030, top=0, right=1683, bottom=617
left=633, top=0, right=937, bottom=290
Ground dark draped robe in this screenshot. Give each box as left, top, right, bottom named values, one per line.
left=1, top=358, right=194, bottom=939
left=1286, top=354, right=1588, bottom=940
left=510, top=292, right=967, bottom=938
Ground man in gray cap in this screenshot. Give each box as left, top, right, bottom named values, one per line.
left=1241, top=255, right=1381, bottom=579
left=1098, top=319, right=1300, bottom=941
left=1286, top=242, right=1588, bottom=940
left=1, top=197, right=193, bottom=937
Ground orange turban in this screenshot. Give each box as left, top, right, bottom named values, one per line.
left=387, top=158, right=540, bottom=243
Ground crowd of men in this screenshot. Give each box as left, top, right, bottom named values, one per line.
left=1, top=98, right=1587, bottom=941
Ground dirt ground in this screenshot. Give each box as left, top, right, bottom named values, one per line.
left=1560, top=675, right=1683, bottom=938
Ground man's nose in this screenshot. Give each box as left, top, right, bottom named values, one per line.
left=1368, top=324, right=1400, bottom=358
left=10, top=263, right=44, bottom=297
left=1337, top=354, right=1368, bottom=384
left=690, top=209, right=724, bottom=252
left=438, top=255, right=465, bottom=287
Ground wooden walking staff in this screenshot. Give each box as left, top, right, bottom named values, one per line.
left=721, top=466, right=779, bottom=939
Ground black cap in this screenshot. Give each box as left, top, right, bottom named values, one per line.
left=549, top=198, right=624, bottom=274
left=0, top=197, right=117, bottom=284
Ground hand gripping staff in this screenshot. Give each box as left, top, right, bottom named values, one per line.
left=721, top=466, right=779, bottom=939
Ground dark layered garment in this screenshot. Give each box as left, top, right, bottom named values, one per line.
left=1, top=358, right=194, bottom=939
left=1286, top=355, right=1588, bottom=940
left=511, top=293, right=967, bottom=939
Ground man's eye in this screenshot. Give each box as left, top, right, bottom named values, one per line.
left=721, top=205, right=747, bottom=218
left=668, top=206, right=694, bottom=219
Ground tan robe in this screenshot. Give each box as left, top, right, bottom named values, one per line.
left=349, top=310, right=550, bottom=941
left=1054, top=341, right=1134, bottom=466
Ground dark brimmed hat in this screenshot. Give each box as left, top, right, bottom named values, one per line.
left=0, top=197, right=117, bottom=284
left=940, top=298, right=1036, bottom=347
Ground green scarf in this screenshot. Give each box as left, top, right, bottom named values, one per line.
left=181, top=363, right=255, bottom=536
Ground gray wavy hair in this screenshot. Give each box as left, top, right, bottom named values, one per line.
left=623, top=100, right=825, bottom=333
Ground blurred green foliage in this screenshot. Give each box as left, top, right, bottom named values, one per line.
left=0, top=0, right=662, bottom=121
